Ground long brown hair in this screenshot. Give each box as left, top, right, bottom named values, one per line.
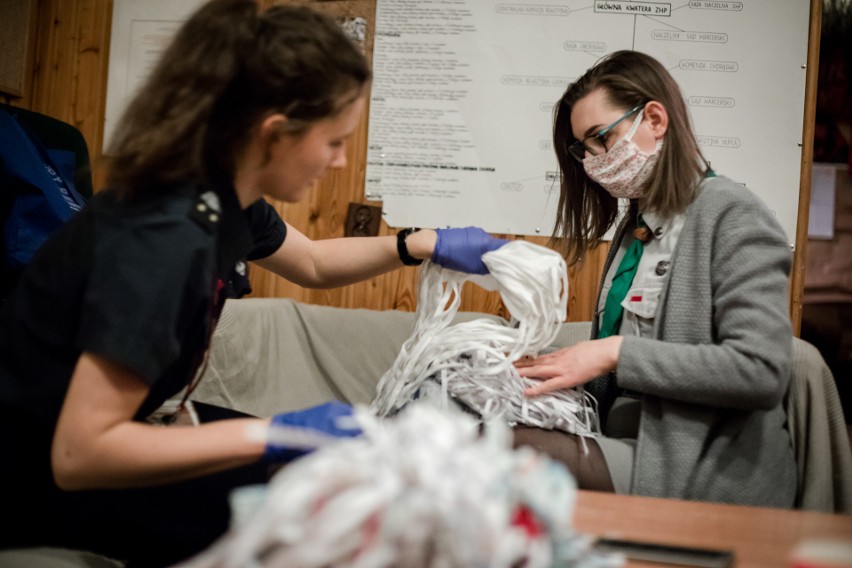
left=107, top=0, right=371, bottom=195
left=550, top=50, right=707, bottom=265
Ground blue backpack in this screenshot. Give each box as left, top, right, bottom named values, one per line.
left=0, top=108, right=87, bottom=296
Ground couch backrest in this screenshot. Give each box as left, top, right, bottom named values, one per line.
left=195, top=298, right=591, bottom=417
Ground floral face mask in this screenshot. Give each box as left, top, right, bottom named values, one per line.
left=582, top=110, right=663, bottom=199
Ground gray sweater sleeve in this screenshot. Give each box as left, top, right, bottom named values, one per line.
left=615, top=180, right=793, bottom=411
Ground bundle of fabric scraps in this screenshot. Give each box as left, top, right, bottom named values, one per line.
left=177, top=404, right=621, bottom=568
left=371, top=240, right=600, bottom=436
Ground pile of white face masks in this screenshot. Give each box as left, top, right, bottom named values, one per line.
left=371, top=240, right=600, bottom=437
left=177, top=404, right=620, bottom=568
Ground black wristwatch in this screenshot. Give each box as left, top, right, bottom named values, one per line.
left=396, top=227, right=423, bottom=266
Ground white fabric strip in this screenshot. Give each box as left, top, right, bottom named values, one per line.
left=177, top=405, right=619, bottom=568
left=371, top=241, right=600, bottom=437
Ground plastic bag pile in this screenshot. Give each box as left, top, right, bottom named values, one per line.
left=372, top=241, right=600, bottom=436
left=177, top=403, right=620, bottom=568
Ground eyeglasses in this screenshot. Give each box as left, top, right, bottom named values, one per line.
left=568, top=103, right=645, bottom=162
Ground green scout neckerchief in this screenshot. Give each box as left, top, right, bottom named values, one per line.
left=598, top=214, right=647, bottom=339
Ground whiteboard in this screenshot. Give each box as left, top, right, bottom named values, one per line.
left=365, top=0, right=811, bottom=243
left=104, top=0, right=205, bottom=150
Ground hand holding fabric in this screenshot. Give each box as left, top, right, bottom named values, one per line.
left=515, top=337, right=623, bottom=397
left=263, top=401, right=361, bottom=463
left=431, top=227, right=509, bottom=274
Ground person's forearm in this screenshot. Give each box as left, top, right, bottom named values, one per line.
left=311, top=230, right=438, bottom=287
left=308, top=235, right=406, bottom=287
left=52, top=416, right=269, bottom=490
left=52, top=353, right=270, bottom=491
left=256, top=229, right=438, bottom=288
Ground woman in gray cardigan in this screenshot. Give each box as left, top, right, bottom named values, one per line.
left=514, top=50, right=796, bottom=508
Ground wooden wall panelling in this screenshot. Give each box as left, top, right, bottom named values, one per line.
left=28, top=0, right=112, bottom=190
left=253, top=0, right=423, bottom=313
left=249, top=0, right=605, bottom=320
left=17, top=0, right=631, bottom=322
left=256, top=1, right=473, bottom=314
left=72, top=0, right=112, bottom=192
left=789, top=0, right=823, bottom=336
left=31, top=2, right=81, bottom=122
left=567, top=242, right=609, bottom=321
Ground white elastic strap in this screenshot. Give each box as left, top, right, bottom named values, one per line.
left=178, top=406, right=619, bottom=568
left=371, top=240, right=600, bottom=437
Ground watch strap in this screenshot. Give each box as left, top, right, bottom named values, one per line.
left=396, top=227, right=423, bottom=266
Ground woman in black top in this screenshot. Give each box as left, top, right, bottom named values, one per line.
left=0, top=1, right=504, bottom=565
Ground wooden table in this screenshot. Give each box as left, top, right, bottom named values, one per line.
left=573, top=490, right=852, bottom=567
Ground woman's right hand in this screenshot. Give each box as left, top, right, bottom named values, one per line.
left=516, top=336, right=623, bottom=397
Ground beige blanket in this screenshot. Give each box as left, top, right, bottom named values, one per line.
left=194, top=298, right=591, bottom=417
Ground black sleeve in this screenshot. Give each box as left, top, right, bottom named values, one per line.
left=75, top=210, right=213, bottom=385
left=245, top=198, right=286, bottom=261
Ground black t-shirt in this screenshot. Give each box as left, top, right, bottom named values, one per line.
left=0, top=182, right=285, bottom=461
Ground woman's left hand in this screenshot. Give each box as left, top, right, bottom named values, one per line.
left=516, top=336, right=623, bottom=397
left=430, top=227, right=509, bottom=274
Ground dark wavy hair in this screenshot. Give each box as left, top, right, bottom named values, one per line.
left=550, top=50, right=708, bottom=265
left=106, top=0, right=371, bottom=195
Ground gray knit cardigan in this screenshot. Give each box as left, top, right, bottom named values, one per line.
left=587, top=175, right=797, bottom=507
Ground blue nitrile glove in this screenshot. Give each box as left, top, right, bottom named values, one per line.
left=431, top=227, right=509, bottom=274
left=263, top=401, right=361, bottom=463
